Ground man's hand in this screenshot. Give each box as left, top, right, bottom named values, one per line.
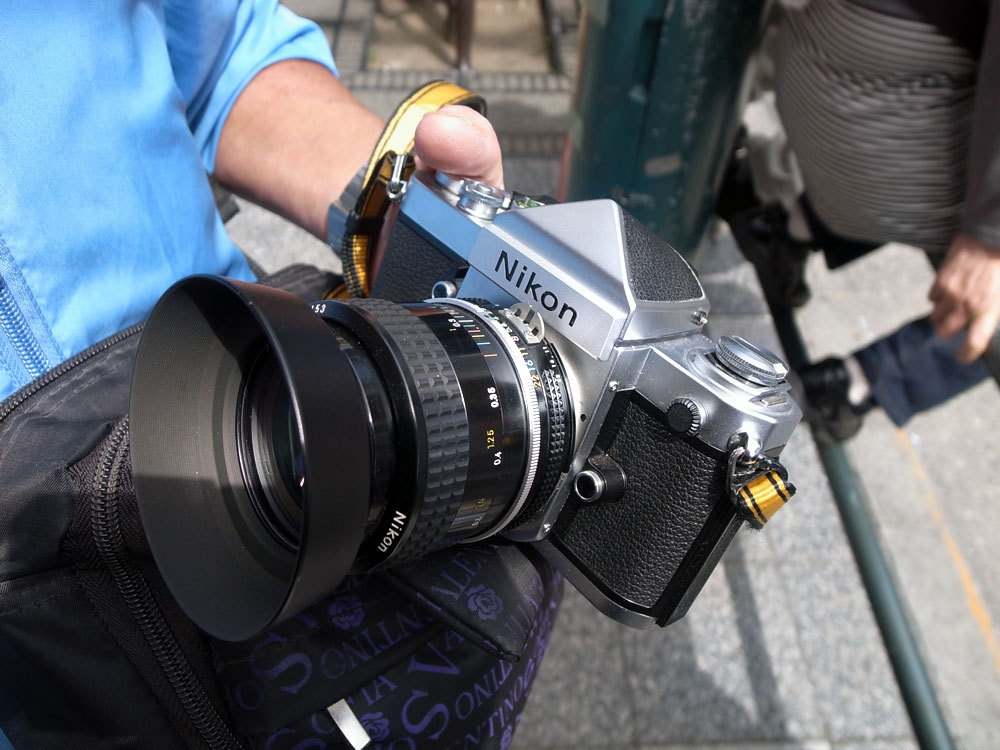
left=372, top=105, right=503, bottom=279
left=413, top=104, right=503, bottom=188
left=929, top=232, right=1000, bottom=362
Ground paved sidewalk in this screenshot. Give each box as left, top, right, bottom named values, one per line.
left=226, top=3, right=1000, bottom=747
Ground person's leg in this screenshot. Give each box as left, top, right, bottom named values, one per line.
left=854, top=318, right=991, bottom=426
left=775, top=0, right=988, bottom=436
left=802, top=316, right=991, bottom=440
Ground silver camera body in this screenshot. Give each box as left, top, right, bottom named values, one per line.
left=375, top=171, right=802, bottom=627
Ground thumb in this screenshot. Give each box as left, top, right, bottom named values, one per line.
left=413, top=105, right=504, bottom=188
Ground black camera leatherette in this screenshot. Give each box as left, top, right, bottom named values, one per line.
left=371, top=219, right=461, bottom=302
left=553, top=395, right=730, bottom=608
left=622, top=211, right=703, bottom=302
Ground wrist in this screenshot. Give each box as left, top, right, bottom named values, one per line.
left=326, top=165, right=367, bottom=249
left=956, top=229, right=1000, bottom=254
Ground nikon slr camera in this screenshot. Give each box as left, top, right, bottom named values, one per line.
left=130, top=170, right=801, bottom=641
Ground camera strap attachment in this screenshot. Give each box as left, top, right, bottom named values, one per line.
left=336, top=149, right=416, bottom=297
left=727, top=438, right=797, bottom=529
left=331, top=80, right=486, bottom=298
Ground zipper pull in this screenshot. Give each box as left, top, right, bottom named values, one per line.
left=326, top=699, right=372, bottom=749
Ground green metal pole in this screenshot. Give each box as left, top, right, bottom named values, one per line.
left=771, top=308, right=956, bottom=750
left=564, top=0, right=769, bottom=254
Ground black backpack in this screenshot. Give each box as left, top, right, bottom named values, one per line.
left=0, top=265, right=562, bottom=749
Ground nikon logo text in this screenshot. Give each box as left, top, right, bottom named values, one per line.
left=494, top=251, right=578, bottom=326
left=377, top=510, right=407, bottom=553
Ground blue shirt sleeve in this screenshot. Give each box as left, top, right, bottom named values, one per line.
left=163, top=0, right=339, bottom=173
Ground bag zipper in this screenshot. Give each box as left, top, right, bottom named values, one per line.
left=0, top=322, right=243, bottom=748
left=93, top=418, right=244, bottom=750
left=0, top=267, right=328, bottom=745
left=0, top=274, right=50, bottom=380
left=0, top=323, right=143, bottom=423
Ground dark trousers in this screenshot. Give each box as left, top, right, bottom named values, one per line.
left=854, top=317, right=990, bottom=425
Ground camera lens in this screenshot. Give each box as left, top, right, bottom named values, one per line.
left=130, top=276, right=572, bottom=640
left=239, top=350, right=306, bottom=549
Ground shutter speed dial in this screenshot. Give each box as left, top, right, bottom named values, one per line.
left=715, top=336, right=788, bottom=387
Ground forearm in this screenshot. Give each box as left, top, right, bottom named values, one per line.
left=214, top=59, right=383, bottom=240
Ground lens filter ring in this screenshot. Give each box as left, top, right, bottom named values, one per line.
left=236, top=348, right=306, bottom=550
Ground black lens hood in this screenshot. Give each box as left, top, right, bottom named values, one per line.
left=130, top=275, right=371, bottom=641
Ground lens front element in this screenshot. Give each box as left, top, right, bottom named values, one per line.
left=239, top=349, right=306, bottom=550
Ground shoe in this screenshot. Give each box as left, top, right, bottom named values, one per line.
left=720, top=201, right=814, bottom=310
left=716, top=149, right=814, bottom=310
left=742, top=205, right=813, bottom=309
left=797, top=357, right=873, bottom=443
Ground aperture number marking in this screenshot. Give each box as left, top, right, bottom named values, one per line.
left=485, top=428, right=503, bottom=466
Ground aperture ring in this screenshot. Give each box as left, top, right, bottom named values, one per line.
left=441, top=299, right=542, bottom=542
left=328, top=299, right=469, bottom=566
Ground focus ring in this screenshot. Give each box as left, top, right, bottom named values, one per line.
left=346, top=299, right=469, bottom=566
